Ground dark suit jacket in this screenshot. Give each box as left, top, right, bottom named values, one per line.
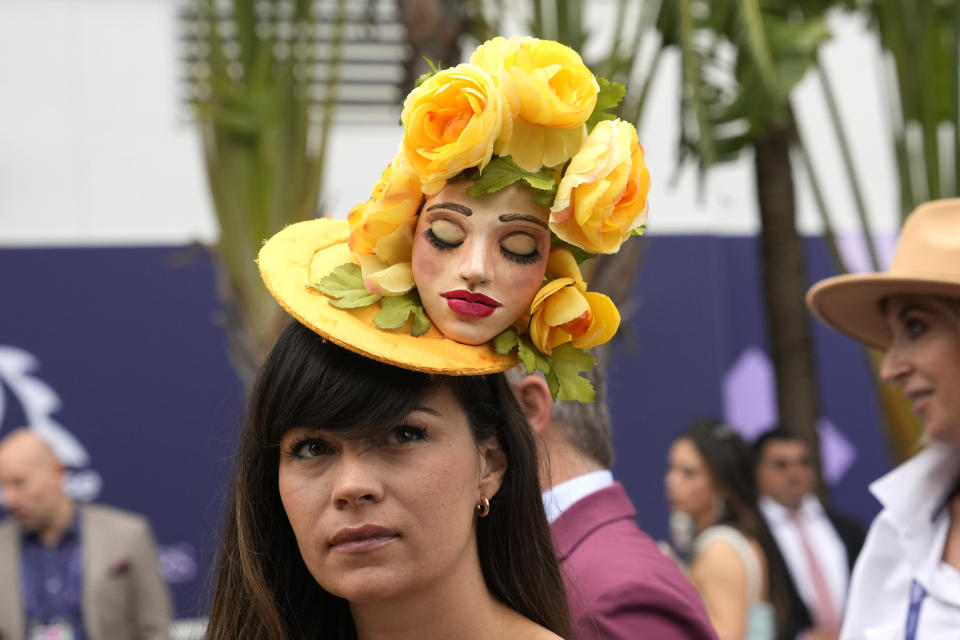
left=551, top=482, right=718, bottom=640
left=767, top=505, right=865, bottom=638
left=0, top=503, right=172, bottom=640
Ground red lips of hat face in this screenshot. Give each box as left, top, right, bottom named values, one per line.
left=441, top=290, right=502, bottom=318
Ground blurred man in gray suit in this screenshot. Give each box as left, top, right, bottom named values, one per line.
left=0, top=428, right=172, bottom=640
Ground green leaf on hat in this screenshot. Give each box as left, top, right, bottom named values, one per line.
left=467, top=156, right=556, bottom=198
left=517, top=336, right=552, bottom=377
left=411, top=305, right=431, bottom=337
left=586, top=77, right=626, bottom=130
left=414, top=57, right=442, bottom=89
left=309, top=263, right=382, bottom=309
left=543, top=343, right=596, bottom=403
left=375, top=290, right=431, bottom=337
left=493, top=328, right=519, bottom=355
left=630, top=225, right=647, bottom=237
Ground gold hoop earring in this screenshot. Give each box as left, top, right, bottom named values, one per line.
left=476, top=496, right=491, bottom=518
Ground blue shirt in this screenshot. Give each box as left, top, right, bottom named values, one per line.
left=20, top=510, right=86, bottom=639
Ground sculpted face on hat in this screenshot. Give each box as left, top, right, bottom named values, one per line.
left=412, top=179, right=551, bottom=345
left=258, top=36, right=651, bottom=400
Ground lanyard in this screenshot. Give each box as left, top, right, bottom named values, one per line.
left=904, top=579, right=927, bottom=640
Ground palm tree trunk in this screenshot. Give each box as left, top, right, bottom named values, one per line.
left=754, top=121, right=823, bottom=481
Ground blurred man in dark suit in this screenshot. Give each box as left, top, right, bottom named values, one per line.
left=754, top=427, right=865, bottom=640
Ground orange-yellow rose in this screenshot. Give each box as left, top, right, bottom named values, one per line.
left=347, top=154, right=422, bottom=295
left=347, top=154, right=422, bottom=257
left=550, top=119, right=650, bottom=254
left=471, top=36, right=598, bottom=171
left=529, top=248, right=620, bottom=354
left=401, top=64, right=506, bottom=188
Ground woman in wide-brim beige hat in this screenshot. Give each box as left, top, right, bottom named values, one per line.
left=806, top=198, right=960, bottom=639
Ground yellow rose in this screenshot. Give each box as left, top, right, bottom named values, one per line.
left=401, top=64, right=506, bottom=186
left=471, top=36, right=598, bottom=171
left=347, top=154, right=422, bottom=257
left=528, top=248, right=620, bottom=354
left=347, top=155, right=421, bottom=296
left=550, top=119, right=650, bottom=254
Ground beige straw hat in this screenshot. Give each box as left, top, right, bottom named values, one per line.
left=806, top=198, right=960, bottom=349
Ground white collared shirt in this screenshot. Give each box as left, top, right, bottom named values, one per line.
left=841, top=444, right=960, bottom=639
left=541, top=469, right=614, bottom=524
left=760, top=494, right=850, bottom=620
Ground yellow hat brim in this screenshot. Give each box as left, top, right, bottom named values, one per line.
left=258, top=218, right=519, bottom=374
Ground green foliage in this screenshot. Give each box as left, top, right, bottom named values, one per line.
left=517, top=336, right=553, bottom=377
left=586, top=77, right=627, bottom=130
left=467, top=156, right=558, bottom=197
left=657, top=0, right=836, bottom=167
left=374, top=291, right=431, bottom=337
left=311, top=263, right=382, bottom=309
left=493, top=328, right=520, bottom=355
left=500, top=332, right=597, bottom=402
left=544, top=343, right=596, bottom=403
left=414, top=57, right=442, bottom=89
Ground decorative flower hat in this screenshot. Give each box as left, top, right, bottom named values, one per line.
left=259, top=36, right=651, bottom=401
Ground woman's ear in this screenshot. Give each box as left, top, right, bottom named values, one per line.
left=511, top=374, right=553, bottom=438
left=478, top=437, right=508, bottom=500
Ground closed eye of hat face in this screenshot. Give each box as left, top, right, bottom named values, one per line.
left=881, top=295, right=960, bottom=448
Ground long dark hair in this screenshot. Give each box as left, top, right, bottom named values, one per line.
left=206, top=321, right=572, bottom=639
left=678, top=417, right=791, bottom=640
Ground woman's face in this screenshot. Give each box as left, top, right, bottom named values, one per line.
left=277, top=384, right=505, bottom=603
left=411, top=180, right=551, bottom=345
left=665, top=438, right=717, bottom=520
left=881, top=295, right=960, bottom=448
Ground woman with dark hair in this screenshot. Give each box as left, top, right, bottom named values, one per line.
left=205, top=34, right=650, bottom=640
left=206, top=322, right=571, bottom=639
left=665, top=418, right=788, bottom=640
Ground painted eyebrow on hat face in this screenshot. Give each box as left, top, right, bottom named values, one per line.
left=426, top=202, right=472, bottom=216
left=499, top=213, right=548, bottom=229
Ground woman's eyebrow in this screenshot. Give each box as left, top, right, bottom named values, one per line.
left=499, top=213, right=548, bottom=229
left=425, top=202, right=472, bottom=216
left=409, top=405, right=443, bottom=417
left=898, top=304, right=928, bottom=320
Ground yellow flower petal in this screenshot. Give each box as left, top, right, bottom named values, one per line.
left=363, top=261, right=415, bottom=296
left=572, top=292, right=620, bottom=349
left=373, top=218, right=415, bottom=266
left=531, top=277, right=576, bottom=313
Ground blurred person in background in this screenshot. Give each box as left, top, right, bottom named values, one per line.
left=666, top=418, right=790, bottom=640
left=509, top=369, right=717, bottom=640
left=754, top=427, right=864, bottom=640
left=0, top=428, right=172, bottom=640
left=806, top=199, right=960, bottom=638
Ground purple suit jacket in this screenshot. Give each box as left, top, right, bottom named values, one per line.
left=551, top=482, right=718, bottom=640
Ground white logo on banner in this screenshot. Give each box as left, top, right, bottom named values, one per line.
left=0, top=345, right=102, bottom=501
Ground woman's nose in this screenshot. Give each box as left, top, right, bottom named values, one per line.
left=329, top=451, right=383, bottom=509
left=458, top=240, right=492, bottom=287
left=879, top=345, right=910, bottom=385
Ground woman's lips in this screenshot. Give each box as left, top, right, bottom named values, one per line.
left=442, top=290, right=502, bottom=318
left=329, top=525, right=399, bottom=553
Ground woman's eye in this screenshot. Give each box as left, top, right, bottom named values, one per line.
left=391, top=425, right=426, bottom=444
left=904, top=317, right=927, bottom=338
left=425, top=219, right=465, bottom=249
left=290, top=438, right=332, bottom=459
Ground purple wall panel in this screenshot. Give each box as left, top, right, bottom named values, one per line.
left=0, top=237, right=895, bottom=615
